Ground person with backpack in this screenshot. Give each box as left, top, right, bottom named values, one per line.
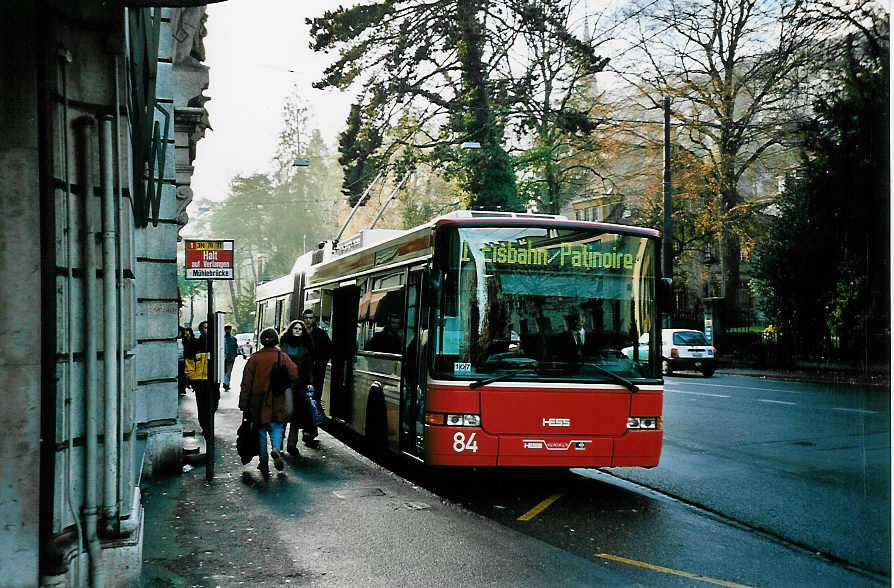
left=238, top=327, right=297, bottom=476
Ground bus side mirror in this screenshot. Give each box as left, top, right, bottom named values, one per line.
left=658, top=278, right=674, bottom=314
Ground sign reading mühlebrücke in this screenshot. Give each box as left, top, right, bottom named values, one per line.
left=184, top=239, right=234, bottom=280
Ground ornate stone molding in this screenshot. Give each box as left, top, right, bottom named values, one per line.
left=171, top=7, right=210, bottom=236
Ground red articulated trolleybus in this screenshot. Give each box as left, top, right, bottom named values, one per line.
left=256, top=210, right=666, bottom=468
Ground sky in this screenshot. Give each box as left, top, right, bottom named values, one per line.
left=189, top=1, right=356, bottom=205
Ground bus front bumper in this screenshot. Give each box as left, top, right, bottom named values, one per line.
left=424, top=426, right=662, bottom=467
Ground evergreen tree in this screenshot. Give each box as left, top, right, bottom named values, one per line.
left=752, top=11, right=889, bottom=363
left=307, top=0, right=604, bottom=211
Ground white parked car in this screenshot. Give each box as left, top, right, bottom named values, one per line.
left=622, top=329, right=717, bottom=377
left=235, top=332, right=255, bottom=358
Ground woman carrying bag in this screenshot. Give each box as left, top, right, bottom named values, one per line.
left=279, top=319, right=315, bottom=455
left=239, top=328, right=297, bottom=476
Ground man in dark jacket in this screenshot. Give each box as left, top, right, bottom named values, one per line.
left=301, top=308, right=331, bottom=445
left=223, top=324, right=238, bottom=391
left=365, top=313, right=403, bottom=353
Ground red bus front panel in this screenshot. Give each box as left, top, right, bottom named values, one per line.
left=612, top=430, right=663, bottom=467
left=423, top=382, right=663, bottom=467
left=479, top=384, right=630, bottom=436
left=425, top=426, right=498, bottom=466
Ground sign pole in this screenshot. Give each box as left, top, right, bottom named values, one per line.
left=184, top=238, right=234, bottom=481
left=206, top=279, right=215, bottom=480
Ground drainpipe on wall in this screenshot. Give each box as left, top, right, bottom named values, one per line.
left=75, top=116, right=104, bottom=588
left=113, top=52, right=141, bottom=537
left=58, top=45, right=84, bottom=586
left=100, top=116, right=119, bottom=536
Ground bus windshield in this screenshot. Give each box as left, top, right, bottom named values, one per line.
left=432, top=225, right=660, bottom=382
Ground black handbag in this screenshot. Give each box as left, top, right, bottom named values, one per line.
left=236, top=419, right=258, bottom=465
left=270, top=352, right=291, bottom=397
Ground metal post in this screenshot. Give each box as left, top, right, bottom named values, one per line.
left=663, top=96, right=672, bottom=281
left=663, top=96, right=673, bottom=328
left=206, top=280, right=215, bottom=480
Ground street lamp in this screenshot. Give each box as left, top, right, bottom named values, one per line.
left=293, top=159, right=310, bottom=167
left=460, top=141, right=481, bottom=149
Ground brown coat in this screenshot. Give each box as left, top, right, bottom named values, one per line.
left=239, top=347, right=298, bottom=425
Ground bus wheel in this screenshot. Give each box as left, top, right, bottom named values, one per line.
left=702, top=367, right=715, bottom=378
left=365, top=386, right=387, bottom=457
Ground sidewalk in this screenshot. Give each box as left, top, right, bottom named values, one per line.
left=717, top=366, right=890, bottom=388
left=140, top=361, right=639, bottom=587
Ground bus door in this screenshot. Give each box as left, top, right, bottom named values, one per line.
left=400, top=267, right=428, bottom=457
left=329, top=284, right=360, bottom=422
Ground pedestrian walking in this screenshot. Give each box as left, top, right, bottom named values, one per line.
left=177, top=326, right=188, bottom=396
left=279, top=319, right=315, bottom=455
left=239, top=327, right=297, bottom=476
left=223, top=324, right=238, bottom=391
left=301, top=308, right=331, bottom=445
left=184, top=321, right=218, bottom=442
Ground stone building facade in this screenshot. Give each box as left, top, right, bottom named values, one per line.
left=0, top=3, right=211, bottom=586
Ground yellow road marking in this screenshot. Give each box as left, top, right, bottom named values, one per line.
left=517, top=493, right=563, bottom=521
left=596, top=553, right=755, bottom=587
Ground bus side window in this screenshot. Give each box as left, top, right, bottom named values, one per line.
left=274, top=298, right=284, bottom=332
left=355, top=279, right=369, bottom=350
left=304, top=288, right=320, bottom=319
left=319, top=288, right=333, bottom=335
left=364, top=287, right=405, bottom=354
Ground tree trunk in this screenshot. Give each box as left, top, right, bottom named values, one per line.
left=227, top=278, right=241, bottom=330
left=458, top=0, right=488, bottom=202
left=720, top=232, right=740, bottom=324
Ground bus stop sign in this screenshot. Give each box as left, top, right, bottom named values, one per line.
left=185, top=239, right=235, bottom=280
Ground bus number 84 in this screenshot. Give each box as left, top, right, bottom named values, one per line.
left=453, top=432, right=479, bottom=453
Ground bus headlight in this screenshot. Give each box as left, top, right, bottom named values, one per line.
left=627, top=417, right=661, bottom=429
left=443, top=414, right=481, bottom=426
left=462, top=414, right=481, bottom=427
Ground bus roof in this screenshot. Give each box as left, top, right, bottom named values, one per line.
left=429, top=210, right=661, bottom=238
left=255, top=272, right=293, bottom=301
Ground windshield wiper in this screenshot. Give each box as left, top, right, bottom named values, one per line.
left=585, top=363, right=640, bottom=393
left=541, top=361, right=640, bottom=393
left=469, top=369, right=537, bottom=390
left=469, top=364, right=639, bottom=393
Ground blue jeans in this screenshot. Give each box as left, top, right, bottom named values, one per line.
left=223, top=358, right=235, bottom=387
left=257, top=422, right=284, bottom=463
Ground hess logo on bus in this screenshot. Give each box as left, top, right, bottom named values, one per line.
left=542, top=417, right=571, bottom=427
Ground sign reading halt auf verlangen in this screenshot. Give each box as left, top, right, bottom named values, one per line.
left=185, top=239, right=234, bottom=280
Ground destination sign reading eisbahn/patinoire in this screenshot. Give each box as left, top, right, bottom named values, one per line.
left=461, top=240, right=636, bottom=270
left=184, top=239, right=235, bottom=280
